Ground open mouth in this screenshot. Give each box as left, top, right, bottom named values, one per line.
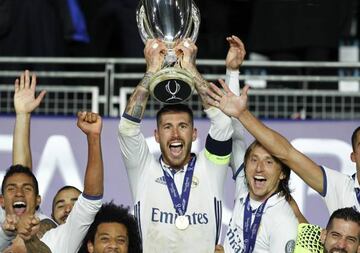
left=13, top=201, right=27, bottom=216
left=169, top=142, right=183, bottom=156
left=253, top=176, right=266, bottom=188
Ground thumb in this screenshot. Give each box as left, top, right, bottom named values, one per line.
left=34, top=90, right=47, bottom=107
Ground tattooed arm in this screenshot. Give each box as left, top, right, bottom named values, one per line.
left=124, top=39, right=167, bottom=120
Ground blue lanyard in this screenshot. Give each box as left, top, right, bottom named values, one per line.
left=243, top=194, right=269, bottom=253
left=160, top=155, right=196, bottom=215
left=352, top=174, right=360, bottom=204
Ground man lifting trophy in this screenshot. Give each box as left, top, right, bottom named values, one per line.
left=137, top=0, right=200, bottom=103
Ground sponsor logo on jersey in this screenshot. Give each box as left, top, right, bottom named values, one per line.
left=151, top=207, right=209, bottom=225
left=155, top=176, right=167, bottom=185
left=226, top=223, right=243, bottom=253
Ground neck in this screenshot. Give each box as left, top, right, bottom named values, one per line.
left=249, top=190, right=277, bottom=203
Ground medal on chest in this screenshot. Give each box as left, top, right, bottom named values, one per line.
left=160, top=155, right=196, bottom=230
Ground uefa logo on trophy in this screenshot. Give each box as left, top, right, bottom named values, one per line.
left=136, top=0, right=200, bottom=104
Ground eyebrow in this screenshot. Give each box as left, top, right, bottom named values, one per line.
left=6, top=183, right=34, bottom=188
left=55, top=197, right=78, bottom=206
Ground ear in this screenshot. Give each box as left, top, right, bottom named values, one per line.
left=192, top=128, right=198, bottom=142
left=320, top=229, right=327, bottom=245
left=279, top=170, right=286, bottom=180
left=351, top=152, right=356, bottom=163
left=36, top=195, right=41, bottom=207
left=87, top=241, right=94, bottom=253
left=0, top=195, right=4, bottom=209
left=154, top=129, right=160, bottom=143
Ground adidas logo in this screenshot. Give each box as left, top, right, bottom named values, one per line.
left=155, top=176, right=167, bottom=185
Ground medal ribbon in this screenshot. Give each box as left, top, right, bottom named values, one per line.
left=243, top=194, right=270, bottom=253
left=160, top=155, right=196, bottom=216
left=352, top=174, right=360, bottom=204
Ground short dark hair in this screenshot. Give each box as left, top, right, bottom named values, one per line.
left=326, top=207, right=360, bottom=232
left=1, top=164, right=39, bottom=195
left=243, top=141, right=291, bottom=201
left=351, top=126, right=360, bottom=150
left=156, top=104, right=194, bottom=127
left=78, top=202, right=142, bottom=253
left=51, top=185, right=82, bottom=215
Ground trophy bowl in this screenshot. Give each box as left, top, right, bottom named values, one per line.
left=137, top=0, right=200, bottom=104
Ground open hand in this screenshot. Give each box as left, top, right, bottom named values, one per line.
left=207, top=79, right=250, bottom=118
left=14, top=70, right=46, bottom=114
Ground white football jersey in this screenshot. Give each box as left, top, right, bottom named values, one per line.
left=321, top=166, right=360, bottom=213
left=224, top=171, right=298, bottom=253
left=118, top=108, right=233, bottom=253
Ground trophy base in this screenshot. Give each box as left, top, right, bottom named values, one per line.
left=149, top=67, right=195, bottom=104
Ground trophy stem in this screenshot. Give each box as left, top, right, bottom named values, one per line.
left=165, top=49, right=177, bottom=64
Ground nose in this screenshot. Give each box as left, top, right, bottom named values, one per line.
left=255, top=161, right=264, bottom=172
left=335, top=237, right=346, bottom=249
left=107, top=239, right=119, bottom=249
left=172, top=127, right=179, bottom=138
left=15, top=188, right=24, bottom=197
left=64, top=203, right=73, bottom=214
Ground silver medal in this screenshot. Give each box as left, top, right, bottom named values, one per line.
left=175, top=215, right=189, bottom=230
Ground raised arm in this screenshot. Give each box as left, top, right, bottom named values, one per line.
left=206, top=80, right=324, bottom=194
left=225, top=36, right=247, bottom=172
left=124, top=39, right=166, bottom=121
left=13, top=70, right=46, bottom=168
left=77, top=112, right=103, bottom=197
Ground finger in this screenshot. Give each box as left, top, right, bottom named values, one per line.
left=218, top=79, right=232, bottom=94
left=206, top=95, right=219, bottom=108
left=77, top=111, right=86, bottom=120
left=206, top=83, right=222, bottom=101
left=24, top=70, right=30, bottom=89
left=30, top=73, right=37, bottom=90
left=14, top=79, right=19, bottom=93
left=31, top=216, right=40, bottom=225
left=91, top=113, right=97, bottom=122
left=211, top=81, right=226, bottom=96
left=241, top=84, right=250, bottom=96
left=19, top=72, right=25, bottom=89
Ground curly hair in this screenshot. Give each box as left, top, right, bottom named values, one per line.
left=78, top=201, right=142, bottom=253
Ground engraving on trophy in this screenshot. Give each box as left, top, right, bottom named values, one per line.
left=165, top=81, right=182, bottom=102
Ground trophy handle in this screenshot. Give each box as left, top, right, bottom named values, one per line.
left=136, top=2, right=155, bottom=43
left=186, top=1, right=201, bottom=43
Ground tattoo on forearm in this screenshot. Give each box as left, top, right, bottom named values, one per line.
left=124, top=73, right=153, bottom=119
left=25, top=237, right=52, bottom=253
left=139, top=72, right=154, bottom=89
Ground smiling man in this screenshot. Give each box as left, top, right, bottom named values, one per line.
left=222, top=141, right=298, bottom=253
left=118, top=39, right=233, bottom=252
left=1, top=165, right=40, bottom=218
left=78, top=202, right=141, bottom=253
left=207, top=81, right=300, bottom=252
left=321, top=207, right=360, bottom=253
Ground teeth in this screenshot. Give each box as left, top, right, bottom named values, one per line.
left=170, top=142, right=182, bottom=148
left=254, top=176, right=265, bottom=180
left=13, top=201, right=26, bottom=208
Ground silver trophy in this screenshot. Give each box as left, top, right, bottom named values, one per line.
left=137, top=0, right=200, bottom=104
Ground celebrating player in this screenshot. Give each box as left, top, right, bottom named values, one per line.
left=118, top=39, right=233, bottom=252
